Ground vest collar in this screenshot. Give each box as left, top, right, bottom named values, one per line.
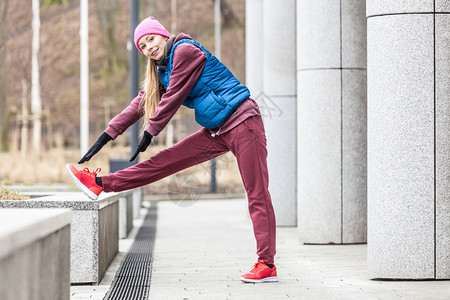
left=156, top=35, right=176, bottom=69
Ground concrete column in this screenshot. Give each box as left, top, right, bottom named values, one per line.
left=297, top=0, right=367, bottom=243
left=259, top=0, right=297, bottom=226
left=245, top=0, right=263, bottom=96
left=367, top=1, right=450, bottom=279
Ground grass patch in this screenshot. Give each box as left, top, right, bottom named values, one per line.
left=0, top=187, right=30, bottom=200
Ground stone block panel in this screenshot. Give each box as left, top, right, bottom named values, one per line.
left=297, top=0, right=341, bottom=70
left=342, top=0, right=367, bottom=68
left=435, top=13, right=450, bottom=279
left=297, top=69, right=341, bottom=243
left=263, top=0, right=296, bottom=93
left=367, top=14, right=435, bottom=278
left=70, top=211, right=96, bottom=282
left=342, top=69, right=367, bottom=243
left=436, top=0, right=450, bottom=12
left=263, top=95, right=297, bottom=226
left=245, top=0, right=263, bottom=96
left=367, top=0, right=433, bottom=17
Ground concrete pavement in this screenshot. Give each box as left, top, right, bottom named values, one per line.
left=149, top=199, right=450, bottom=300
left=71, top=198, right=450, bottom=299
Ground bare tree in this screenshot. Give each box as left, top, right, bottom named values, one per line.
left=94, top=0, right=120, bottom=71
left=20, top=79, right=29, bottom=158
left=0, top=0, right=8, bottom=151
left=211, top=0, right=242, bottom=29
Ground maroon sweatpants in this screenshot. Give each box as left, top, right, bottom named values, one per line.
left=102, top=115, right=276, bottom=264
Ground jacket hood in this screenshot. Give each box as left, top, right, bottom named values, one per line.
left=174, top=33, right=194, bottom=43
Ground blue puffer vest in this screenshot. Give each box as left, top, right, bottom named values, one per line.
left=158, top=39, right=250, bottom=129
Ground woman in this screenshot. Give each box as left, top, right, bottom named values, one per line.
left=66, top=17, right=277, bottom=283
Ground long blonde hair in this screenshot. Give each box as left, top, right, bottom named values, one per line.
left=140, top=58, right=160, bottom=133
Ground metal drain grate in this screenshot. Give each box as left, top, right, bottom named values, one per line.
left=105, top=202, right=157, bottom=300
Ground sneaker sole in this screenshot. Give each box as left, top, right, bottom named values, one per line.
left=65, top=164, right=99, bottom=200
left=240, top=276, right=278, bottom=283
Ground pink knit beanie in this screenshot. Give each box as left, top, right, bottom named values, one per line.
left=134, top=17, right=170, bottom=53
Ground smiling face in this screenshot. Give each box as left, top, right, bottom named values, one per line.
left=138, top=34, right=168, bottom=60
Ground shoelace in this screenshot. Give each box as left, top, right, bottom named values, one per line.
left=81, top=167, right=101, bottom=176
left=249, top=261, right=266, bottom=273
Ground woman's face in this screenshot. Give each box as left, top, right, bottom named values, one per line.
left=138, top=34, right=167, bottom=60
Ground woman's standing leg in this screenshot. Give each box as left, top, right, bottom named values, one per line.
left=222, top=116, right=276, bottom=264
left=102, top=129, right=229, bottom=192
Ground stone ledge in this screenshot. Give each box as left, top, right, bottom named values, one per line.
left=119, top=191, right=134, bottom=239
left=0, top=192, right=120, bottom=284
left=0, top=209, right=71, bottom=300
left=0, top=208, right=71, bottom=260
left=0, top=192, right=119, bottom=210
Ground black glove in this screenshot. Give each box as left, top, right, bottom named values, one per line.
left=130, top=131, right=152, bottom=162
left=78, top=132, right=113, bottom=164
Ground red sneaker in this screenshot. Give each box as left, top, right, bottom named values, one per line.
left=240, top=260, right=278, bottom=283
left=66, top=164, right=103, bottom=200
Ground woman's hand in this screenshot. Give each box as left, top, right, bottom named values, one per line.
left=78, top=132, right=113, bottom=164
left=130, top=131, right=153, bottom=162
